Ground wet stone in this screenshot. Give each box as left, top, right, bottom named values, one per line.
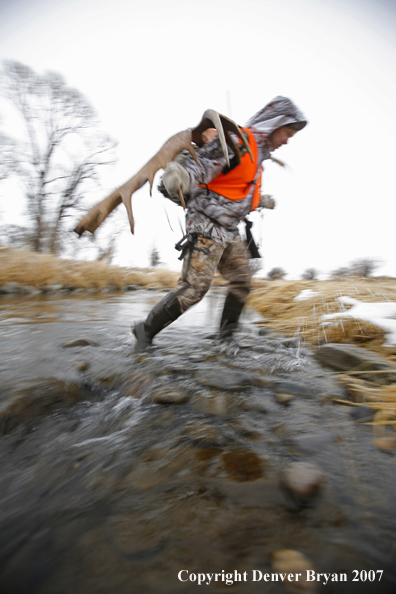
left=237, top=398, right=268, bottom=414
left=251, top=373, right=277, bottom=389
left=124, top=371, right=154, bottom=399
left=275, top=393, right=294, bottom=404
left=221, top=448, right=266, bottom=482
left=149, top=387, right=188, bottom=404
left=0, top=283, right=21, bottom=294
left=0, top=379, right=92, bottom=435
left=258, top=326, right=270, bottom=336
left=194, top=367, right=251, bottom=391
left=281, top=461, right=325, bottom=504
left=350, top=404, right=375, bottom=423
left=290, top=432, right=334, bottom=455
left=63, top=338, right=98, bottom=348
left=182, top=422, right=227, bottom=446
left=275, top=380, right=318, bottom=398
left=41, top=284, right=64, bottom=293
left=192, top=391, right=229, bottom=416
left=76, top=361, right=90, bottom=372
left=315, top=343, right=396, bottom=378
left=271, top=550, right=317, bottom=593
left=21, top=285, right=41, bottom=296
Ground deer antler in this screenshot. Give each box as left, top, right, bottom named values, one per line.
left=74, top=110, right=251, bottom=237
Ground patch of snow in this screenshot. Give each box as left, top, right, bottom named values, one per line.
left=321, top=297, right=396, bottom=346
left=337, top=296, right=359, bottom=306
left=293, top=289, right=319, bottom=301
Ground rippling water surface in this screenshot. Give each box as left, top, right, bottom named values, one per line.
left=0, top=289, right=395, bottom=593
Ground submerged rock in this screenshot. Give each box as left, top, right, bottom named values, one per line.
left=350, top=404, right=375, bottom=422
left=281, top=461, right=325, bottom=504
left=275, top=393, right=294, bottom=404
left=63, top=338, right=98, bottom=347
left=76, top=361, right=90, bottom=372
left=271, top=550, right=317, bottom=593
left=290, top=432, right=334, bottom=455
left=195, top=367, right=251, bottom=390
left=124, top=371, right=154, bottom=399
left=192, top=391, right=229, bottom=416
left=0, top=378, right=93, bottom=434
left=182, top=422, right=227, bottom=446
left=150, top=387, right=189, bottom=404
left=221, top=448, right=266, bottom=482
left=275, top=380, right=318, bottom=398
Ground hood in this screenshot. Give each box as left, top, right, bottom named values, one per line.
left=246, top=96, right=307, bottom=135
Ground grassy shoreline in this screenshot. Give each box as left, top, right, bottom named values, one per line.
left=2, top=246, right=396, bottom=358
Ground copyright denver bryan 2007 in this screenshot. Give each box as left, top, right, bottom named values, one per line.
left=177, top=569, right=384, bottom=586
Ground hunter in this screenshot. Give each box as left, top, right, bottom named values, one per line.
left=132, top=96, right=307, bottom=350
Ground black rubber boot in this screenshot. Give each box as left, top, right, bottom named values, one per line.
left=218, top=291, right=245, bottom=339
left=132, top=292, right=182, bottom=351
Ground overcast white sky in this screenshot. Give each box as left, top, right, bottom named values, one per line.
left=1, top=0, right=396, bottom=278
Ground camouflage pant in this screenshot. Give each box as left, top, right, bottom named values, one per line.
left=171, top=235, right=251, bottom=313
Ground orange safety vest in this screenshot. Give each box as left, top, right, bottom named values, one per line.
left=199, top=127, right=262, bottom=212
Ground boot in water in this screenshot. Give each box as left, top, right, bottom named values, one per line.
left=132, top=292, right=182, bottom=351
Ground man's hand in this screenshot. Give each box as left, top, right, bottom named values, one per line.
left=162, top=162, right=191, bottom=198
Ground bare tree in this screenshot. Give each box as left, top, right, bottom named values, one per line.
left=0, top=60, right=116, bottom=254
left=96, top=234, right=117, bottom=264
left=267, top=267, right=286, bottom=280
left=331, top=258, right=381, bottom=279
left=0, top=223, right=34, bottom=249
left=348, top=258, right=381, bottom=278
left=302, top=267, right=318, bottom=280
left=150, top=244, right=161, bottom=268
left=0, top=128, right=17, bottom=182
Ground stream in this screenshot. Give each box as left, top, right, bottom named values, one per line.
left=0, top=288, right=395, bottom=593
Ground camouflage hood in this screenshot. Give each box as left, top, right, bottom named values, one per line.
left=246, top=95, right=307, bottom=135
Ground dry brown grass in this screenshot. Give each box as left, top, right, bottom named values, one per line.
left=248, top=277, right=396, bottom=359
left=0, top=247, right=236, bottom=290
left=0, top=247, right=181, bottom=290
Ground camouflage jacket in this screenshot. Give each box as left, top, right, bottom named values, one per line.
left=162, top=96, right=307, bottom=246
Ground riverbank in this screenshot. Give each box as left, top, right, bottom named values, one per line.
left=2, top=247, right=396, bottom=358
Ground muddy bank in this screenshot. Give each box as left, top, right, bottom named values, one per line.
left=0, top=289, right=395, bottom=593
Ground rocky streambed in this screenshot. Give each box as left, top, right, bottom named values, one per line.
left=0, top=288, right=395, bottom=593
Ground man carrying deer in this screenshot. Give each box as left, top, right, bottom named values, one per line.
left=74, top=96, right=307, bottom=350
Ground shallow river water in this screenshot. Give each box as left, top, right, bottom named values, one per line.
left=0, top=289, right=395, bottom=593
